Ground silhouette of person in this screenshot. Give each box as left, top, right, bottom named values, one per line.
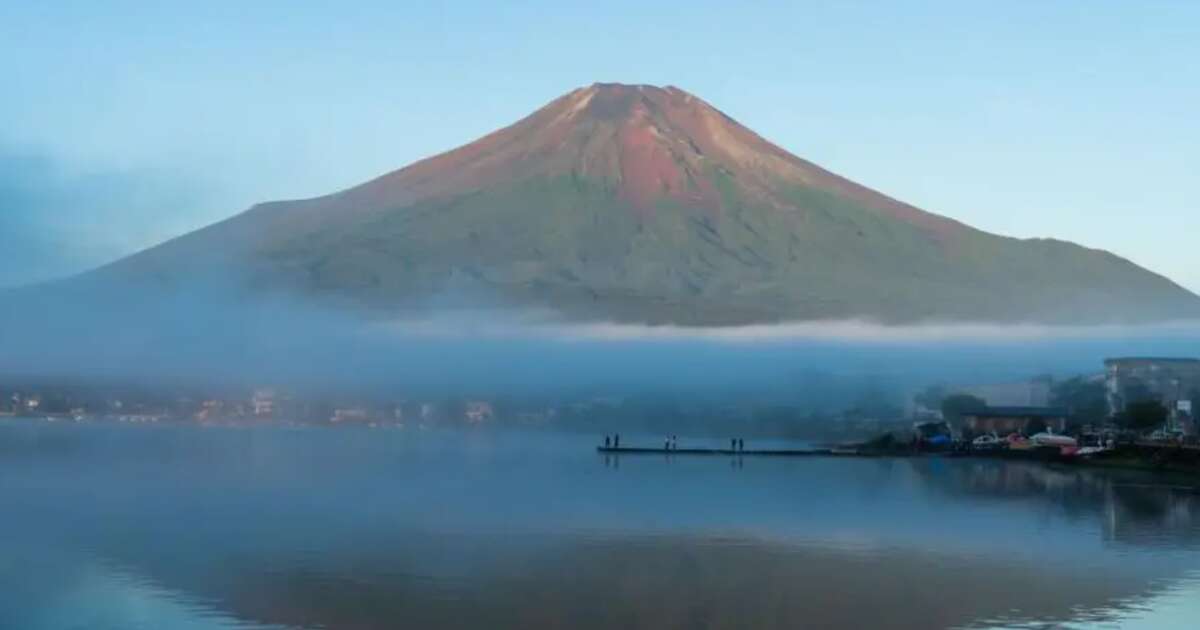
left=672, top=435, right=678, bottom=450
left=614, top=434, right=620, bottom=448
left=731, top=438, right=736, bottom=452
left=605, top=435, right=611, bottom=448
left=664, top=437, right=670, bottom=451
left=738, top=438, right=744, bottom=452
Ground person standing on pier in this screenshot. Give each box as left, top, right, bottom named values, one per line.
left=738, top=438, right=744, bottom=452
left=614, top=434, right=620, bottom=448
left=664, top=437, right=671, bottom=451
left=605, top=435, right=611, bottom=448
left=730, top=438, right=736, bottom=452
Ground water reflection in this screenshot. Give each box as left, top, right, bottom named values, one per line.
left=0, top=548, right=295, bottom=630
left=912, top=459, right=1200, bottom=550
left=2, top=422, right=1200, bottom=629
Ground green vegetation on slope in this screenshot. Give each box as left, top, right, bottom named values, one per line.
left=250, top=173, right=1200, bottom=324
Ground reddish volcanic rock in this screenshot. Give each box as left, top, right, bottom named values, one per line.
left=252, top=83, right=967, bottom=241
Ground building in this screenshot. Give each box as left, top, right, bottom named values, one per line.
left=962, top=406, right=1068, bottom=436
left=194, top=400, right=225, bottom=422
left=464, top=401, right=494, bottom=424
left=2, top=393, right=18, bottom=416
left=909, top=376, right=1054, bottom=419
left=957, top=377, right=1053, bottom=408
left=1105, top=357, right=1200, bottom=431
left=331, top=407, right=370, bottom=424
left=251, top=389, right=276, bottom=417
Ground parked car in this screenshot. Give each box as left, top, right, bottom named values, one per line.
left=971, top=433, right=1004, bottom=450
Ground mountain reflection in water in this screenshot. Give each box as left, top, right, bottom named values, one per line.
left=2, top=422, right=1200, bottom=629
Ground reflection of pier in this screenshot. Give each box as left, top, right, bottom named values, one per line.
left=597, top=446, right=864, bottom=457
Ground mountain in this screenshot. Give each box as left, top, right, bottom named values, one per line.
left=92, top=83, right=1200, bottom=325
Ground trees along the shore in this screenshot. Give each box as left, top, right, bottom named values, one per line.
left=940, top=394, right=987, bottom=434
left=1051, top=377, right=1109, bottom=429
left=914, top=385, right=946, bottom=414
left=1117, top=400, right=1169, bottom=432
left=1122, top=380, right=1157, bottom=406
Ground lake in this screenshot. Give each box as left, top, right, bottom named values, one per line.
left=2, top=420, right=1200, bottom=629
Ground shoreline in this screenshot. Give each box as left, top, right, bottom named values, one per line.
left=597, top=442, right=1200, bottom=478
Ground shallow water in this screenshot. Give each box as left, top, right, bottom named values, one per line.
left=2, top=421, right=1200, bottom=629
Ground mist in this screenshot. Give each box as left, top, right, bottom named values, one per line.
left=0, top=146, right=216, bottom=288
left=3, top=274, right=1199, bottom=415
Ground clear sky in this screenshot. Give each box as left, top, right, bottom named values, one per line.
left=2, top=1, right=1197, bottom=291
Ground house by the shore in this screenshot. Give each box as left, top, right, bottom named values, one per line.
left=962, top=406, right=1068, bottom=436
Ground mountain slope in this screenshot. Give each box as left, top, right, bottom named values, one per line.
left=95, top=83, right=1200, bottom=325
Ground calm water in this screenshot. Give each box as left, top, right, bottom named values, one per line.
left=3, top=421, right=1200, bottom=629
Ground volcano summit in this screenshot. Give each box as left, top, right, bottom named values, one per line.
left=93, top=83, right=1200, bottom=325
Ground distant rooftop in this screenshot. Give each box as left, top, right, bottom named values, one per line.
left=963, top=406, right=1068, bottom=418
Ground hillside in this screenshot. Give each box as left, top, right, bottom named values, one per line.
left=91, top=83, right=1200, bottom=325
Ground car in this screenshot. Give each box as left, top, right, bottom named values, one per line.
left=971, top=433, right=1004, bottom=450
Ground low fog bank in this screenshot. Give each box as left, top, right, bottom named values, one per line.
left=0, top=145, right=218, bottom=289
left=2, top=278, right=1199, bottom=411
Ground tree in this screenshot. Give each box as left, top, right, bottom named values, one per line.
left=1185, top=388, right=1200, bottom=416
left=941, top=394, right=987, bottom=426
left=914, top=385, right=946, bottom=414
left=1122, top=379, right=1156, bottom=405
left=1117, top=400, right=1168, bottom=432
left=1051, top=377, right=1109, bottom=427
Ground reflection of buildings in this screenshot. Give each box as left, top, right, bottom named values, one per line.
left=1102, top=483, right=1200, bottom=548
left=1105, top=357, right=1200, bottom=431
left=914, top=458, right=1200, bottom=550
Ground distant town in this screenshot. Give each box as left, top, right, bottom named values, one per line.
left=3, top=356, right=1198, bottom=445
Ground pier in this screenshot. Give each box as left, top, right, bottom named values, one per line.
left=597, top=446, right=866, bottom=457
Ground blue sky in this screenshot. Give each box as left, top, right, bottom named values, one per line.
left=2, top=1, right=1198, bottom=291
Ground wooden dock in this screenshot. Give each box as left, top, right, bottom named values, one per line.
left=597, top=446, right=866, bottom=457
